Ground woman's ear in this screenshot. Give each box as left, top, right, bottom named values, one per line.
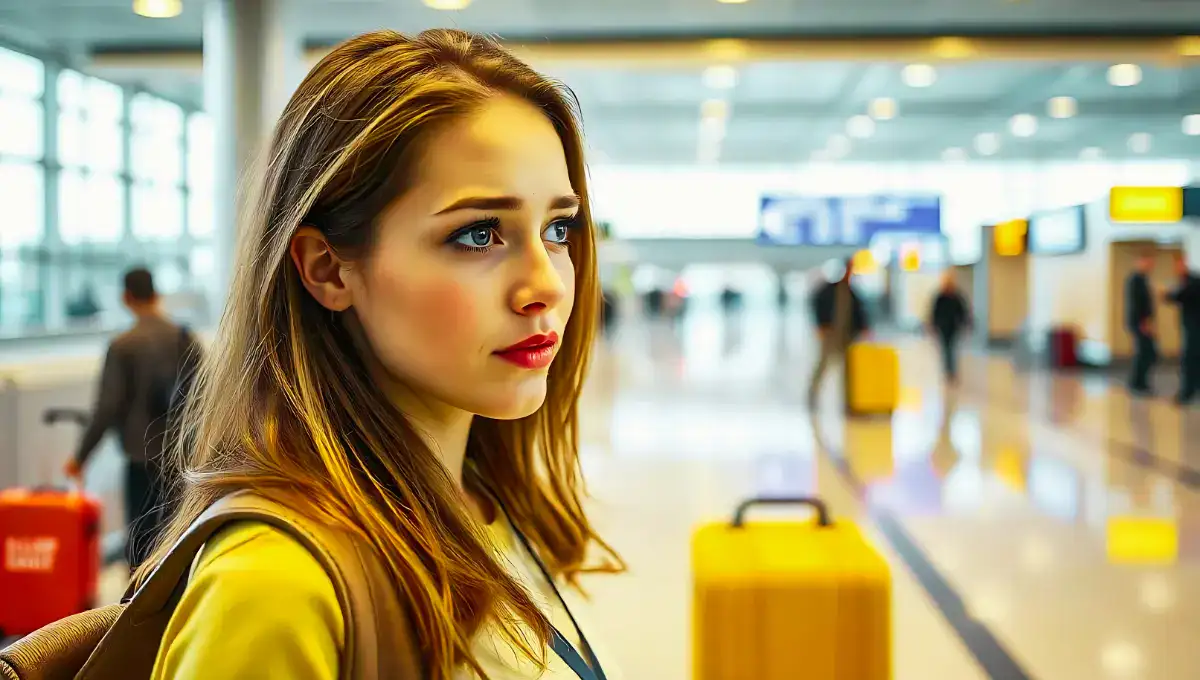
left=290, top=226, right=354, bottom=312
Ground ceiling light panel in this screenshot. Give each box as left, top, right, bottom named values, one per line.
left=1107, top=63, right=1142, bottom=87
left=869, top=97, right=898, bottom=121
left=974, top=132, right=1000, bottom=156
left=1047, top=96, right=1077, bottom=119
left=703, top=65, right=738, bottom=90
left=902, top=64, right=937, bottom=88
left=1009, top=114, right=1038, bottom=138
left=846, top=115, right=876, bottom=139
left=133, top=0, right=181, bottom=17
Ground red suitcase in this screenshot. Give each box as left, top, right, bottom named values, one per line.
left=0, top=488, right=102, bottom=637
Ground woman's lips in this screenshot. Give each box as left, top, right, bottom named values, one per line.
left=494, top=332, right=559, bottom=369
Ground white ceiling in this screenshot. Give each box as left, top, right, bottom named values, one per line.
left=2, top=0, right=1199, bottom=165
left=2, top=0, right=1200, bottom=50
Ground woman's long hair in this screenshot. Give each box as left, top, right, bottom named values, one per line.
left=135, top=29, right=623, bottom=678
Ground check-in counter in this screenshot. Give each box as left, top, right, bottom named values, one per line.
left=0, top=353, right=126, bottom=537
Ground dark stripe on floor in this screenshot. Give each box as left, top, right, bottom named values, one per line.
left=820, top=440, right=1038, bottom=680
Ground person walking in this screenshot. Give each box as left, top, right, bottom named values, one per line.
left=64, top=267, right=202, bottom=571
left=929, top=271, right=973, bottom=386
left=1126, top=252, right=1158, bottom=395
left=1164, top=253, right=1200, bottom=405
left=808, top=258, right=869, bottom=409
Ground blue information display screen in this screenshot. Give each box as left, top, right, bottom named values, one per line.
left=757, top=194, right=942, bottom=247
left=1028, top=206, right=1085, bottom=256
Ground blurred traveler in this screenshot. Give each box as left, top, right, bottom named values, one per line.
left=808, top=258, right=869, bottom=409
left=928, top=271, right=972, bottom=386
left=1164, top=254, right=1200, bottom=404
left=1125, top=251, right=1157, bottom=395
left=56, top=29, right=623, bottom=680
left=64, top=267, right=203, bottom=571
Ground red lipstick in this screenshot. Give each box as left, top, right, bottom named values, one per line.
left=494, top=332, right=559, bottom=369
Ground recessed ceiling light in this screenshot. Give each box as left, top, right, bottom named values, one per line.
left=974, top=132, right=1000, bottom=156
left=700, top=98, right=729, bottom=119
left=717, top=0, right=750, bottom=4
left=1009, top=114, right=1038, bottom=138
left=1047, top=96, right=1077, bottom=119
left=827, top=134, right=851, bottom=155
left=846, top=115, right=876, bottom=139
left=1183, top=114, right=1200, bottom=136
left=1128, top=132, right=1152, bottom=153
left=1079, top=147, right=1104, bottom=161
left=699, top=115, right=727, bottom=142
left=1107, top=63, right=1142, bottom=87
left=902, top=64, right=937, bottom=88
left=869, top=97, right=898, bottom=120
left=703, top=65, right=738, bottom=90
left=132, top=0, right=181, bottom=17
left=942, top=147, right=968, bottom=162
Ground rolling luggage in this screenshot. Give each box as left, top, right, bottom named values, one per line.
left=845, top=342, right=900, bottom=415
left=692, top=497, right=891, bottom=680
left=0, top=488, right=102, bottom=638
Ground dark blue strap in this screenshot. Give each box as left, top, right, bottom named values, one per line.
left=493, top=497, right=608, bottom=680
left=551, top=628, right=602, bottom=680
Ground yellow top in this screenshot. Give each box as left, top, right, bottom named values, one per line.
left=151, top=517, right=620, bottom=680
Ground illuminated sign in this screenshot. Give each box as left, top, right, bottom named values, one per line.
left=1109, top=186, right=1183, bottom=223
left=1106, top=516, right=1178, bottom=565
left=757, top=194, right=942, bottom=246
left=993, top=219, right=1028, bottom=257
left=852, top=249, right=878, bottom=274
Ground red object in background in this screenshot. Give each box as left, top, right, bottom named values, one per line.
left=0, top=488, right=101, bottom=637
left=1048, top=327, right=1079, bottom=368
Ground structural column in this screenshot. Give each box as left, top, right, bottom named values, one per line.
left=202, top=0, right=305, bottom=307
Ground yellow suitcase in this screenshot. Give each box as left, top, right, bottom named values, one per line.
left=846, top=343, right=900, bottom=415
left=692, top=497, right=891, bottom=680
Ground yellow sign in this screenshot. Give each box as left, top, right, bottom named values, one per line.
left=852, top=249, right=878, bottom=274
left=993, top=219, right=1028, bottom=257
left=900, top=247, right=921, bottom=272
left=1106, top=516, right=1178, bottom=565
left=1109, top=186, right=1183, bottom=223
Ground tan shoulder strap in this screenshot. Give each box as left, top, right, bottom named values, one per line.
left=76, top=491, right=424, bottom=680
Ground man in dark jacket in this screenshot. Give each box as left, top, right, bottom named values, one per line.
left=1164, top=254, right=1200, bottom=405
left=1126, top=252, right=1157, bottom=395
left=808, top=258, right=869, bottom=409
left=64, top=268, right=203, bottom=570
left=929, top=271, right=973, bottom=386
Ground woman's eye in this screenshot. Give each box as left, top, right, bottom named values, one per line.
left=453, top=225, right=496, bottom=249
left=544, top=220, right=573, bottom=244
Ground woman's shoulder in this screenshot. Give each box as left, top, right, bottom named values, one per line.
left=151, top=520, right=345, bottom=680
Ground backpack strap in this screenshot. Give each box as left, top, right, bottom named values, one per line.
left=76, top=490, right=424, bottom=680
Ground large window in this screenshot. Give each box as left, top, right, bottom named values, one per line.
left=0, top=47, right=45, bottom=247
left=186, top=112, right=214, bottom=239
left=131, top=92, right=185, bottom=240
left=57, top=69, right=126, bottom=246
left=0, top=43, right=210, bottom=339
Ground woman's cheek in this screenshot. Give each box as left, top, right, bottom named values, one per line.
left=410, top=277, right=482, bottom=348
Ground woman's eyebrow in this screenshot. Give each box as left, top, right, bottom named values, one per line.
left=434, top=194, right=580, bottom=215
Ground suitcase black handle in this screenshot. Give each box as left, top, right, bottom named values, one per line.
left=731, top=497, right=832, bottom=528
left=43, top=408, right=90, bottom=427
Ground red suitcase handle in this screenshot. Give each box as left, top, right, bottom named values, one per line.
left=732, top=497, right=832, bottom=528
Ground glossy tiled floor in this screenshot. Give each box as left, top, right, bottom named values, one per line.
left=99, top=302, right=1200, bottom=679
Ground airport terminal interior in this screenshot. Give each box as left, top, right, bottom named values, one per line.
left=2, top=1, right=1200, bottom=679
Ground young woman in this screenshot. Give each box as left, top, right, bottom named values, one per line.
left=139, top=29, right=623, bottom=679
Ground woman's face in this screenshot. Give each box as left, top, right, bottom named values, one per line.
left=344, top=95, right=579, bottom=423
